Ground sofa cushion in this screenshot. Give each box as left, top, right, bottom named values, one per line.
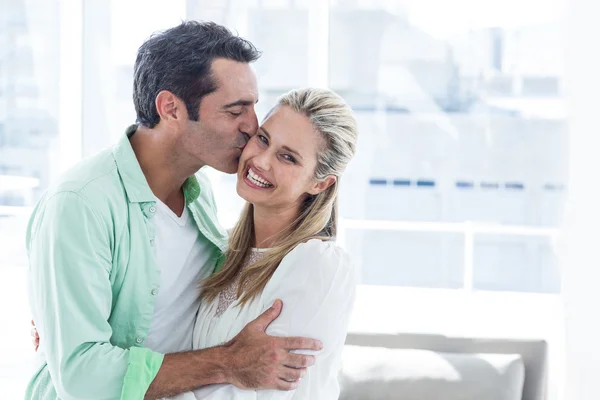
left=339, top=345, right=525, bottom=400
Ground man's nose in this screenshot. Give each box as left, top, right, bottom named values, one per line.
left=241, top=108, right=259, bottom=137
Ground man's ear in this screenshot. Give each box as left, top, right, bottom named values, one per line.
left=155, top=90, right=185, bottom=122
left=307, top=175, right=336, bottom=196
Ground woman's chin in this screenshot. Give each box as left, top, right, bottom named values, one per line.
left=236, top=182, right=257, bottom=204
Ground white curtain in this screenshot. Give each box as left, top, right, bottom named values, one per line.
left=562, top=0, right=600, bottom=398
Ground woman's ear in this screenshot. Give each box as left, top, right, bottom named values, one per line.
left=308, top=175, right=336, bottom=196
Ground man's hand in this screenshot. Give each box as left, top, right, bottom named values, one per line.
left=146, top=299, right=322, bottom=398
left=222, top=299, right=323, bottom=391
left=31, top=320, right=39, bottom=352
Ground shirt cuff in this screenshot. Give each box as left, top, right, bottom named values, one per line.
left=120, top=346, right=165, bottom=400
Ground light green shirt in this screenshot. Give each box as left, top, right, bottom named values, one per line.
left=25, top=126, right=228, bottom=400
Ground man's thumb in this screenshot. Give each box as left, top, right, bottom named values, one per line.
left=253, top=299, right=282, bottom=331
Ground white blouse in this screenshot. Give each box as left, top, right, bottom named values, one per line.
left=168, top=239, right=356, bottom=400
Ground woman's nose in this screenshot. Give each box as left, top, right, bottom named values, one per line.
left=253, top=150, right=272, bottom=172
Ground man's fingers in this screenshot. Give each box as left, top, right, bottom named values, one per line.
left=250, top=300, right=283, bottom=331
left=283, top=353, right=315, bottom=368
left=278, top=366, right=306, bottom=382
left=275, top=378, right=301, bottom=391
left=280, top=336, right=323, bottom=352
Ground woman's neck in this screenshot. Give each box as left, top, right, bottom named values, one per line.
left=252, top=203, right=299, bottom=248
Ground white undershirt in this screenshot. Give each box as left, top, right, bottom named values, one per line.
left=144, top=196, right=216, bottom=354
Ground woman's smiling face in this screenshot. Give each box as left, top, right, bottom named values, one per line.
left=236, top=105, right=332, bottom=211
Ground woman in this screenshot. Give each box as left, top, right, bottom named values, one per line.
left=174, top=87, right=359, bottom=399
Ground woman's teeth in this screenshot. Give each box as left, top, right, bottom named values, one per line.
left=247, top=168, right=273, bottom=188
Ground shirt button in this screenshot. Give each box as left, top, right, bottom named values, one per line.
left=151, top=289, right=158, bottom=296
left=149, top=239, right=155, bottom=246
left=149, top=206, right=156, bottom=213
left=136, top=337, right=143, bottom=344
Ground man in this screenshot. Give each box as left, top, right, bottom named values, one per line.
left=26, top=21, right=321, bottom=400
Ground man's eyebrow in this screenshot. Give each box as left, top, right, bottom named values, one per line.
left=223, top=99, right=259, bottom=108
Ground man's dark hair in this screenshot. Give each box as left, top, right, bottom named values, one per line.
left=133, top=21, right=261, bottom=128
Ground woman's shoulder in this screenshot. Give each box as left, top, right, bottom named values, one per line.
left=261, top=238, right=356, bottom=307
left=287, top=238, right=348, bottom=261
left=273, top=239, right=353, bottom=281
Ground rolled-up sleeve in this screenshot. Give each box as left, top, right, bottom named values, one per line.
left=27, top=191, right=164, bottom=400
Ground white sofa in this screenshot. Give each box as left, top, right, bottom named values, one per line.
left=340, top=333, right=548, bottom=400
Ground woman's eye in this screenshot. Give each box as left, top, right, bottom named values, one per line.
left=282, top=154, right=296, bottom=163
left=258, top=135, right=268, bottom=145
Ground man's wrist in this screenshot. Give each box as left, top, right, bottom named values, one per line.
left=193, top=345, right=231, bottom=385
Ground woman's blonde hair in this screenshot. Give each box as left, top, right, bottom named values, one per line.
left=200, top=88, right=358, bottom=306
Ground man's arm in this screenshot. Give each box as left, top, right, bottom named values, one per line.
left=28, top=191, right=164, bottom=400
left=144, top=299, right=322, bottom=399
left=29, top=297, right=320, bottom=399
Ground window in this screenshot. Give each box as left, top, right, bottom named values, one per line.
left=329, top=2, right=566, bottom=294
left=0, top=1, right=64, bottom=396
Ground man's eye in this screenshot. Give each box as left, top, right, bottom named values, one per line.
left=229, top=112, right=242, bottom=117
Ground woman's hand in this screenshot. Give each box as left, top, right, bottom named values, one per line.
left=31, top=320, right=39, bottom=352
